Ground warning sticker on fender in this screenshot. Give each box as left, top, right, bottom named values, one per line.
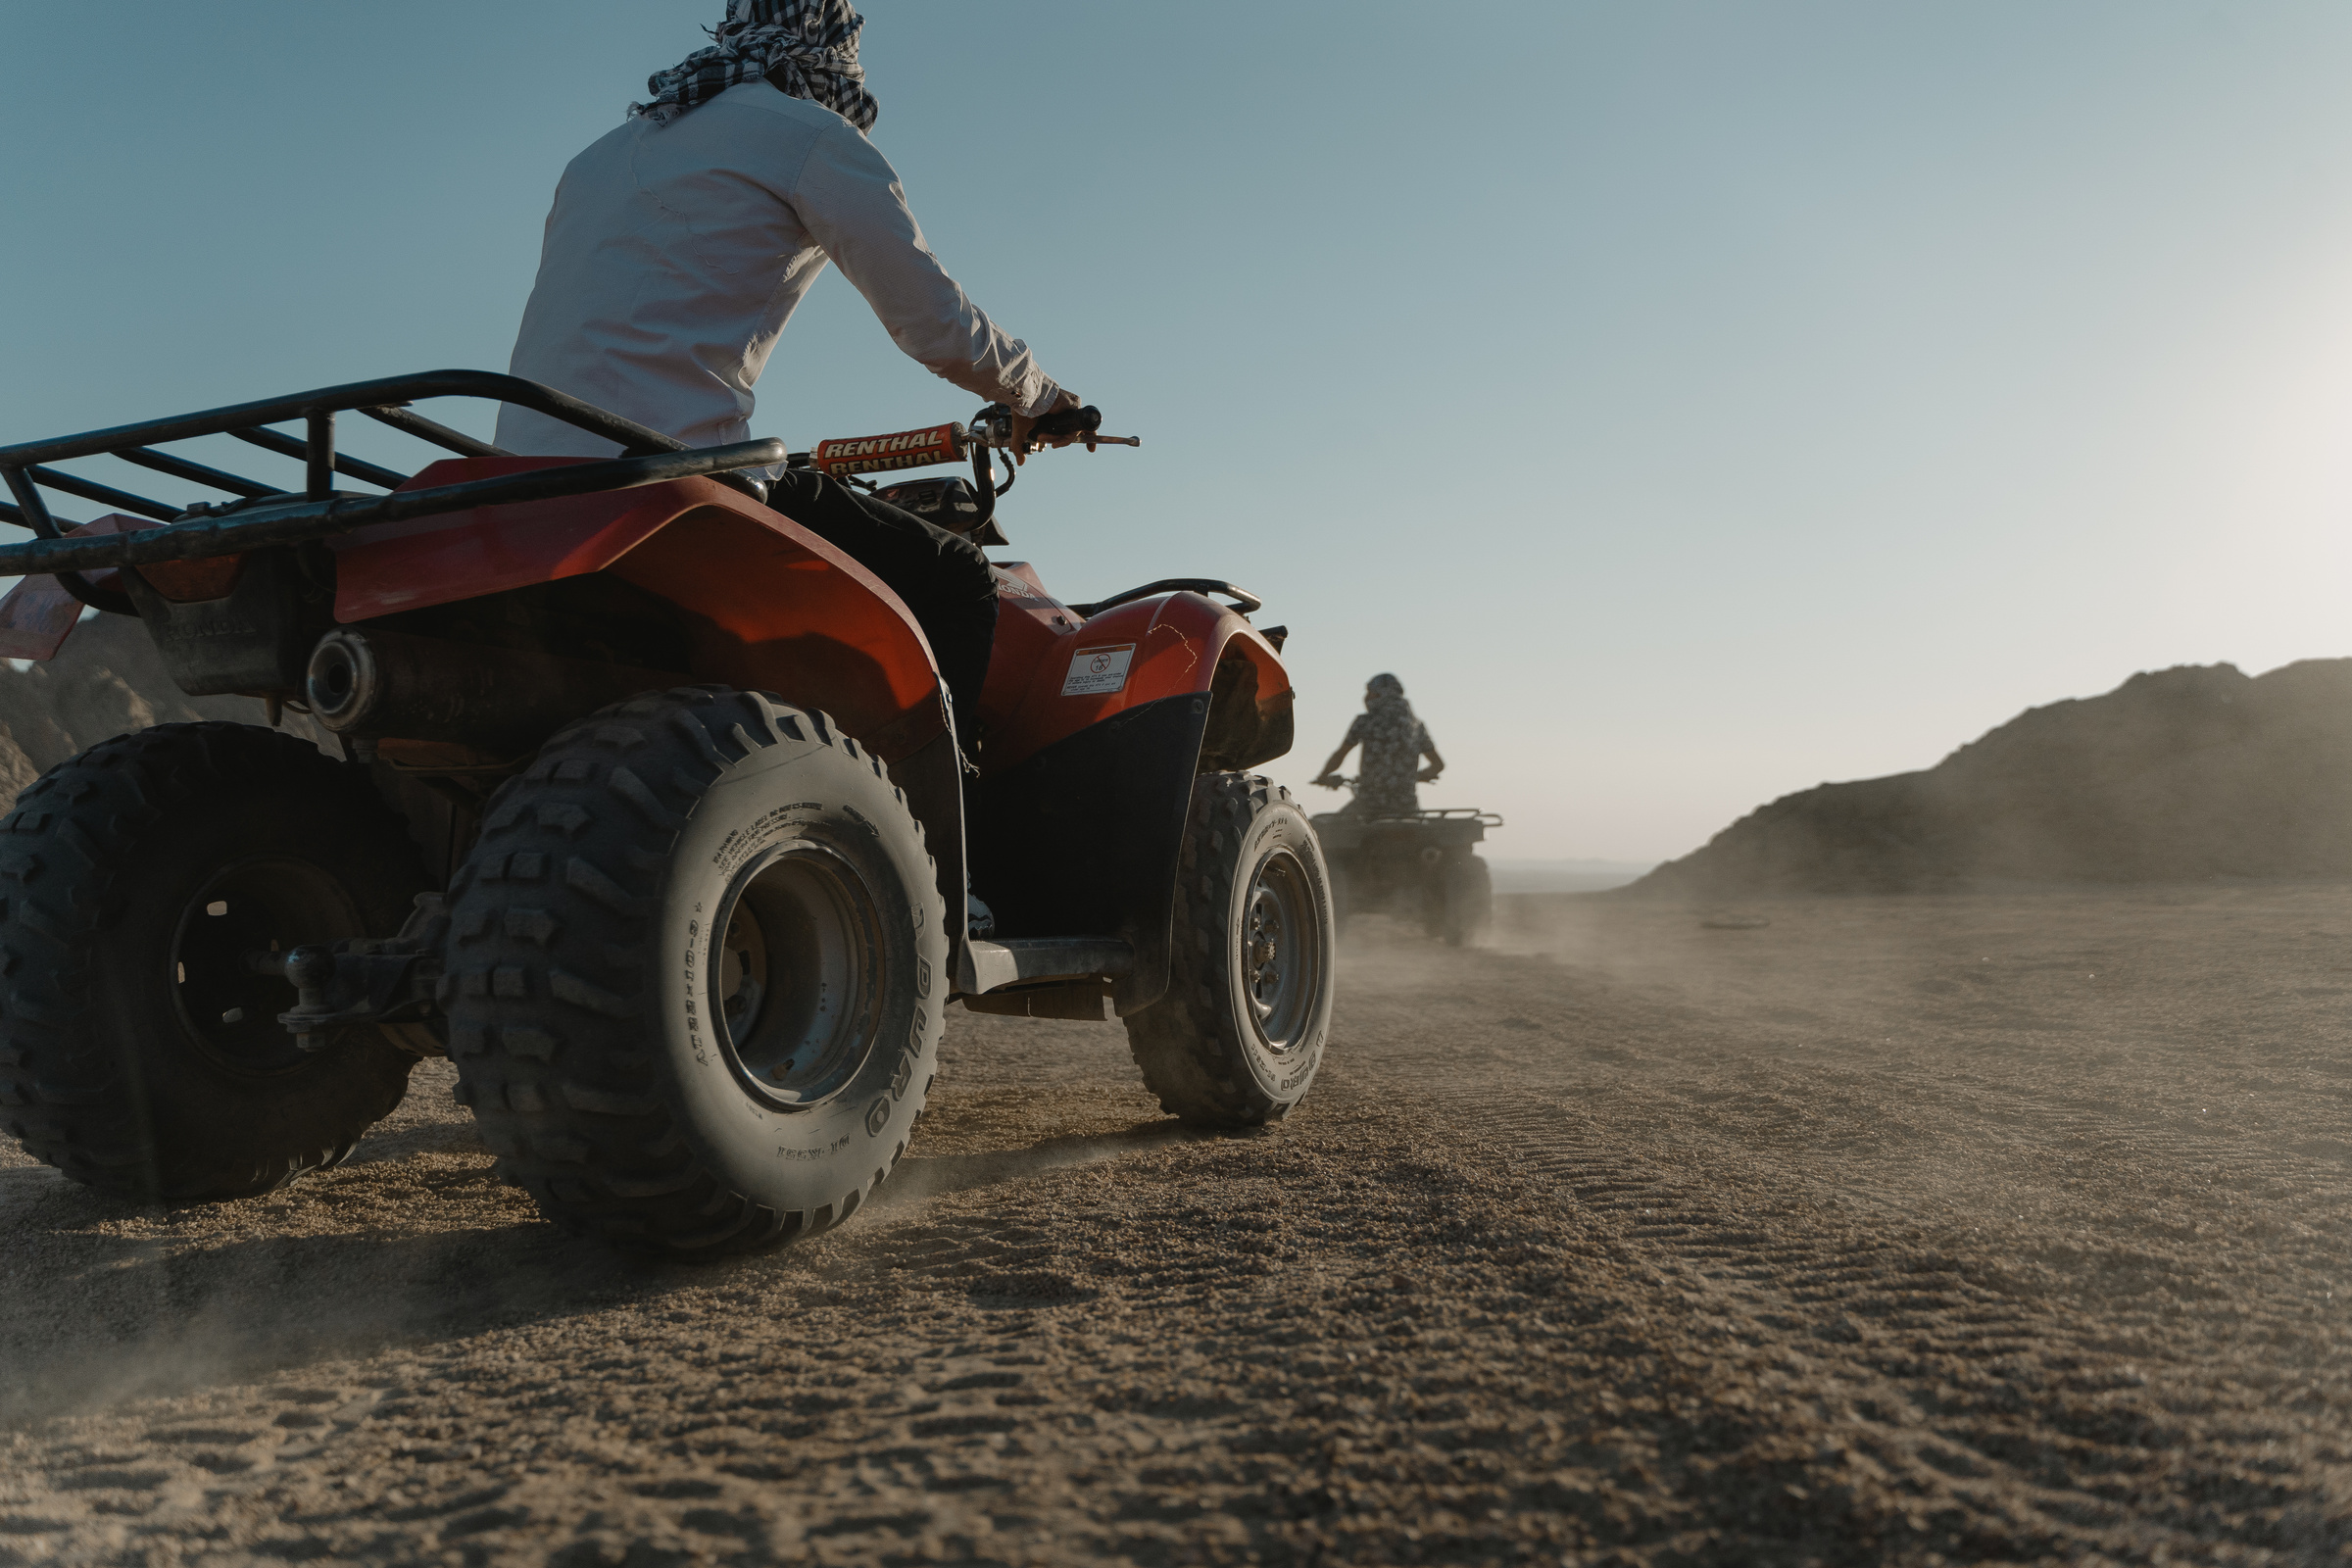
left=1061, top=643, right=1136, bottom=697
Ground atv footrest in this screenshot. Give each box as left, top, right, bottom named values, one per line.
left=958, top=936, right=1133, bottom=996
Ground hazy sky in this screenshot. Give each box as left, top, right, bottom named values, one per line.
left=7, top=2, right=2352, bottom=860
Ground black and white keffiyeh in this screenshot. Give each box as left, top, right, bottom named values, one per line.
left=630, top=0, right=878, bottom=130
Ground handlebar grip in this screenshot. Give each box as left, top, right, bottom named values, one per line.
left=1028, top=405, right=1102, bottom=440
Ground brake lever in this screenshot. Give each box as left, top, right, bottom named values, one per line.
left=1040, top=407, right=1140, bottom=451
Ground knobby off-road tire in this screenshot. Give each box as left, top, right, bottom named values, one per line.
left=1442, top=855, right=1494, bottom=948
left=1125, top=772, right=1334, bottom=1127
left=445, top=688, right=946, bottom=1260
left=0, top=722, right=430, bottom=1201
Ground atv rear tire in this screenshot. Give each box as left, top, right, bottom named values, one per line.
left=1441, top=855, right=1493, bottom=948
left=445, top=688, right=945, bottom=1259
left=1125, top=773, right=1333, bottom=1127
left=0, top=722, right=430, bottom=1201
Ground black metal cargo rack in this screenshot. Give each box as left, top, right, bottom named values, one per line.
left=0, top=369, right=790, bottom=614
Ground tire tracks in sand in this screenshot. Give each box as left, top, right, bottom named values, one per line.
left=4, top=889, right=2352, bottom=1563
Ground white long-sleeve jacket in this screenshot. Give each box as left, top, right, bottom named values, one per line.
left=494, top=80, right=1061, bottom=458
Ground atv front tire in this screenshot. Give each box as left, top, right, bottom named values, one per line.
left=445, top=688, right=945, bottom=1259
left=1125, top=773, right=1333, bottom=1127
left=0, top=723, right=431, bottom=1201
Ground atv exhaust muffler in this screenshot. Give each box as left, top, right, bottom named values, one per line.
left=307, top=626, right=687, bottom=756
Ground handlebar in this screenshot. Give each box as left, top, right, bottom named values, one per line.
left=800, top=404, right=1140, bottom=540
left=804, top=404, right=1138, bottom=480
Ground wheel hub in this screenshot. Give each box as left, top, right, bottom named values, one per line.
left=171, top=857, right=368, bottom=1074
left=1240, top=849, right=1321, bottom=1053
left=708, top=843, right=884, bottom=1111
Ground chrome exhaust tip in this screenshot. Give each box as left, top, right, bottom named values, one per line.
left=305, top=628, right=379, bottom=732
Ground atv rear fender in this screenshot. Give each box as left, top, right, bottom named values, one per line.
left=332, top=458, right=948, bottom=761
left=329, top=458, right=969, bottom=963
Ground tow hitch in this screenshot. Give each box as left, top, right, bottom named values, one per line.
left=249, top=897, right=448, bottom=1053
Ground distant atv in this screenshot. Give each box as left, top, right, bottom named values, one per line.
left=1312, top=784, right=1499, bottom=947
left=0, top=371, right=1332, bottom=1257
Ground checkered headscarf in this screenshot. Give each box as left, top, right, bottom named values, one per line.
left=1365, top=673, right=1414, bottom=723
left=630, top=0, right=879, bottom=131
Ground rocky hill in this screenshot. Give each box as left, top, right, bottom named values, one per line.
left=1631, top=660, right=2352, bottom=896
left=0, top=613, right=324, bottom=806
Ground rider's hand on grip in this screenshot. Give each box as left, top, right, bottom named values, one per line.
left=1029, top=405, right=1102, bottom=440
left=1009, top=390, right=1089, bottom=464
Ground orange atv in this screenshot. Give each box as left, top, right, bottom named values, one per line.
left=0, top=371, right=1332, bottom=1256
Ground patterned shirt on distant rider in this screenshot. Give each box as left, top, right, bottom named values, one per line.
left=1345, top=698, right=1432, bottom=817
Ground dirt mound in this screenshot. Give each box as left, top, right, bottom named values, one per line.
left=1633, top=659, right=2352, bottom=895
left=0, top=614, right=318, bottom=805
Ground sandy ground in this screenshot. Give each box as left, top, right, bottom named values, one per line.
left=6, top=883, right=2352, bottom=1565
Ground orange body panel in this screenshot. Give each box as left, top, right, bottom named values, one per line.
left=973, top=561, right=1291, bottom=775
left=329, top=458, right=946, bottom=761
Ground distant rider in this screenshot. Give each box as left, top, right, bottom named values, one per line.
left=491, top=0, right=1082, bottom=745
left=1313, top=674, right=1445, bottom=816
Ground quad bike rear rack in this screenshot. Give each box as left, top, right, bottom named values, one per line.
left=0, top=370, right=789, bottom=613
left=1343, top=807, right=1505, bottom=827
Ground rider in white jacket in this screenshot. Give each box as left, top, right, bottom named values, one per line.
left=496, top=0, right=1077, bottom=747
